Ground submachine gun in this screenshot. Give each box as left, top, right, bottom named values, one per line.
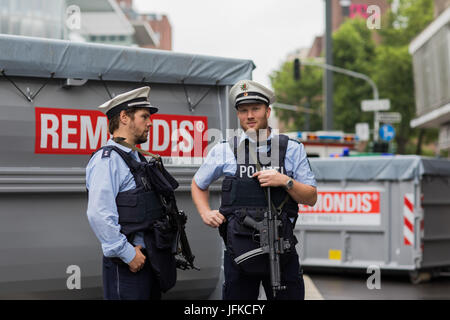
left=161, top=194, right=199, bottom=271
left=113, top=137, right=198, bottom=271
left=234, top=187, right=290, bottom=297
left=233, top=146, right=291, bottom=297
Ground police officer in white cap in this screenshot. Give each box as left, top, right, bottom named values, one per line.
left=191, top=80, right=317, bottom=300
left=86, top=86, right=176, bottom=300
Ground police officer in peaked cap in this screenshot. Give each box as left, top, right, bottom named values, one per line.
left=191, top=79, right=318, bottom=300
left=86, top=86, right=176, bottom=300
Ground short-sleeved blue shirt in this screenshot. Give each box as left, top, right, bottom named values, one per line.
left=194, top=131, right=316, bottom=190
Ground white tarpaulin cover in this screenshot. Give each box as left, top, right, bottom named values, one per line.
left=0, top=34, right=255, bottom=85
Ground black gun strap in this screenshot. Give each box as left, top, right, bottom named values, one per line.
left=113, top=137, right=161, bottom=161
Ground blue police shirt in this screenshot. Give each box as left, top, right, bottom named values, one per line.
left=194, top=131, right=316, bottom=190
left=86, top=139, right=146, bottom=264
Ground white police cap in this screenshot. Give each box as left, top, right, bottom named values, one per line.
left=98, top=86, right=158, bottom=119
left=229, top=80, right=275, bottom=109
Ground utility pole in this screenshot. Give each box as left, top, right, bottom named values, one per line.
left=324, top=0, right=333, bottom=130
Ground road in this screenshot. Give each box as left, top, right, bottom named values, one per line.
left=304, top=271, right=450, bottom=300
left=208, top=263, right=450, bottom=300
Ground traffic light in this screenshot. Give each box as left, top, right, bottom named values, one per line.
left=294, top=58, right=301, bottom=81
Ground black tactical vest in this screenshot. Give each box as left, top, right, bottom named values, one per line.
left=90, top=146, right=177, bottom=292
left=218, top=134, right=299, bottom=275
left=219, top=134, right=298, bottom=218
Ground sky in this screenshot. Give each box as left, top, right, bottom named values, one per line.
left=133, top=0, right=325, bottom=89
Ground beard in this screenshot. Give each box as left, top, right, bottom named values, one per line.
left=242, top=119, right=269, bottom=139
left=135, top=134, right=148, bottom=145
left=135, top=128, right=149, bottom=144
left=129, top=121, right=148, bottom=144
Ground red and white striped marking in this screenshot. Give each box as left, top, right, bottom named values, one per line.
left=420, top=193, right=424, bottom=252
left=403, top=193, right=415, bottom=246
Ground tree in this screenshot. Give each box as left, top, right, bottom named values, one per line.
left=332, top=18, right=376, bottom=133
left=270, top=60, right=323, bottom=132
left=379, top=0, right=435, bottom=47
left=372, top=45, right=414, bottom=153
left=374, top=0, right=435, bottom=154
left=270, top=0, right=436, bottom=155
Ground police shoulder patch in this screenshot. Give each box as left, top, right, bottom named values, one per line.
left=101, top=147, right=114, bottom=158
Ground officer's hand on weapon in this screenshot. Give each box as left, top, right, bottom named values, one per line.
left=200, top=210, right=226, bottom=228
left=253, top=169, right=288, bottom=187
left=128, top=245, right=146, bottom=273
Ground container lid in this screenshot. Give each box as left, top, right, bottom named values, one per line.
left=0, top=34, right=255, bottom=85
left=310, top=155, right=450, bottom=181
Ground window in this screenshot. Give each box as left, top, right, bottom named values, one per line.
left=0, top=14, right=8, bottom=33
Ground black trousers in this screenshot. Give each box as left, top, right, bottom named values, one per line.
left=222, top=250, right=305, bottom=300
left=102, top=252, right=161, bottom=300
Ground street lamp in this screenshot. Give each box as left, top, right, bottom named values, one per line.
left=297, top=59, right=382, bottom=141
left=300, top=60, right=379, bottom=100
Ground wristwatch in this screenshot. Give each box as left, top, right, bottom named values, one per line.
left=285, top=178, right=294, bottom=191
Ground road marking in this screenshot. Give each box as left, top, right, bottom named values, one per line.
left=304, top=274, right=324, bottom=300
left=257, top=274, right=324, bottom=300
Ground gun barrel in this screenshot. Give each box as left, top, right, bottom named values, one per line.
left=266, top=186, right=286, bottom=297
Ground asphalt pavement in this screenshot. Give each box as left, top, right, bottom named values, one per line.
left=305, top=271, right=450, bottom=300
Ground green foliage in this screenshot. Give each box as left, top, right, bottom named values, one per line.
left=269, top=60, right=323, bottom=131
left=372, top=45, right=414, bottom=153
left=380, top=0, right=435, bottom=47
left=270, top=0, right=436, bottom=155
left=332, top=18, right=376, bottom=132
left=375, top=0, right=435, bottom=153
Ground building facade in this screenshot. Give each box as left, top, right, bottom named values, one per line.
left=66, top=0, right=135, bottom=46
left=308, top=0, right=390, bottom=57
left=0, top=0, right=172, bottom=50
left=141, top=13, right=172, bottom=50
left=0, top=0, right=67, bottom=39
left=117, top=0, right=172, bottom=50
left=409, top=4, right=450, bottom=154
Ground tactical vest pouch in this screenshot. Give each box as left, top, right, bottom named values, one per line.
left=221, top=177, right=267, bottom=208
left=144, top=217, right=177, bottom=292
left=117, top=191, right=162, bottom=224
left=152, top=218, right=176, bottom=250
left=234, top=179, right=266, bottom=207
left=220, top=177, right=235, bottom=206
left=116, top=194, right=144, bottom=223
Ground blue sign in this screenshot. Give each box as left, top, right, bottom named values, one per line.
left=379, top=124, right=395, bottom=142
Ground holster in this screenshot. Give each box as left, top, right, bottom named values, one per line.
left=143, top=217, right=177, bottom=293
left=224, top=209, right=297, bottom=276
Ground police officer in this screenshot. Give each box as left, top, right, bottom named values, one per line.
left=86, top=86, right=176, bottom=300
left=191, top=80, right=317, bottom=300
